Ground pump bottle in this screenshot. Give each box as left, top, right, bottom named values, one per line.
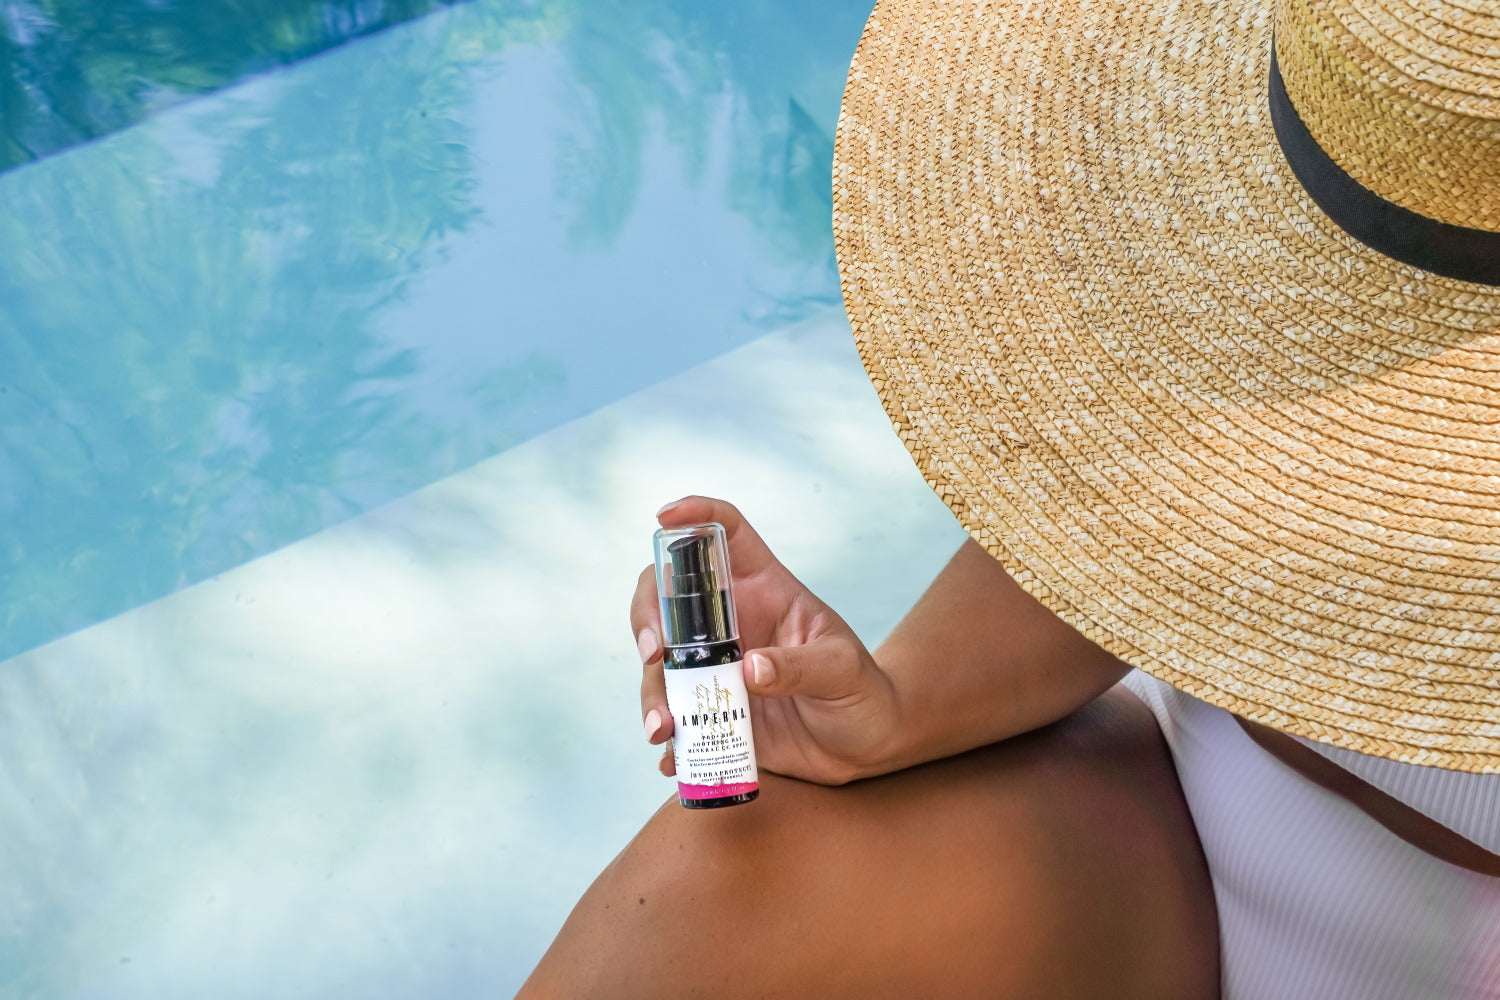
left=653, top=523, right=759, bottom=808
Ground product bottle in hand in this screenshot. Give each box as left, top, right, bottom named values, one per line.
left=653, top=523, right=759, bottom=808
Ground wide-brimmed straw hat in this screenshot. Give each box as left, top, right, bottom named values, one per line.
left=833, top=0, right=1500, bottom=772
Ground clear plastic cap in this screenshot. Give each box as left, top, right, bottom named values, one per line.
left=653, top=523, right=738, bottom=646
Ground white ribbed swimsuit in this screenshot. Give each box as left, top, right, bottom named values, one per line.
left=1122, top=671, right=1500, bottom=1000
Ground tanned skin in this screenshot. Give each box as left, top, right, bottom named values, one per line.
left=519, top=497, right=1219, bottom=999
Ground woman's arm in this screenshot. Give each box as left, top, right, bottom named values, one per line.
left=869, top=538, right=1129, bottom=774
left=636, top=498, right=1127, bottom=784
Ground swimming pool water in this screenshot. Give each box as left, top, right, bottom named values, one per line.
left=1, top=0, right=868, bottom=664
left=0, top=0, right=468, bottom=172
left=2, top=2, right=984, bottom=997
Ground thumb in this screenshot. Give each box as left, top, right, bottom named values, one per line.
left=743, top=638, right=867, bottom=701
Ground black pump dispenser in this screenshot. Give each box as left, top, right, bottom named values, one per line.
left=664, top=533, right=732, bottom=645
left=655, top=525, right=738, bottom=649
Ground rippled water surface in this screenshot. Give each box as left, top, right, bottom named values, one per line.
left=2, top=0, right=863, bottom=661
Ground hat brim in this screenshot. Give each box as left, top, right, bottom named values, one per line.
left=834, top=0, right=1500, bottom=771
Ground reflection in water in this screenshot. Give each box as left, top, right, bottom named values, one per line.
left=0, top=0, right=875, bottom=662
left=554, top=0, right=851, bottom=263
left=0, top=10, right=493, bottom=659
left=1, top=2, right=898, bottom=993
left=0, top=0, right=469, bottom=173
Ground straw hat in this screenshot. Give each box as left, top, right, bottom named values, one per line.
left=833, top=0, right=1500, bottom=772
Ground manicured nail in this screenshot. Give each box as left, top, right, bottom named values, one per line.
left=655, top=498, right=684, bottom=518
left=644, top=709, right=662, bottom=741
left=749, top=652, right=774, bottom=687
left=637, top=628, right=660, bottom=663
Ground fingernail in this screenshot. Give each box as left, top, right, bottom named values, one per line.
left=637, top=628, right=660, bottom=663
left=644, top=709, right=662, bottom=741
left=655, top=498, right=684, bottom=518
left=749, top=652, right=774, bottom=687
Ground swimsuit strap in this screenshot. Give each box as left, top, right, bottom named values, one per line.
left=1234, top=716, right=1500, bottom=878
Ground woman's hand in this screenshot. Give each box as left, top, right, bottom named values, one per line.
left=632, top=496, right=902, bottom=786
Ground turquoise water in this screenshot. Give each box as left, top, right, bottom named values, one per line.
left=0, top=0, right=467, bottom=171
left=0, top=3, right=975, bottom=998
left=1, top=0, right=865, bottom=664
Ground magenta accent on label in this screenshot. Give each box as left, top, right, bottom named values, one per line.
left=678, top=780, right=758, bottom=800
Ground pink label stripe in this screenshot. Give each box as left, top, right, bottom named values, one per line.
left=678, top=780, right=758, bottom=800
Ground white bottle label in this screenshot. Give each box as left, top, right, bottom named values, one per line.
left=663, top=660, right=758, bottom=801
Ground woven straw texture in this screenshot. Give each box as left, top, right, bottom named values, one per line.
left=833, top=0, right=1500, bottom=772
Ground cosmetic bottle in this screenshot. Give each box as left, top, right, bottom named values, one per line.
left=653, top=523, right=759, bottom=808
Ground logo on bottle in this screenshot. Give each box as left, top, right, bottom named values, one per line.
left=676, top=675, right=747, bottom=734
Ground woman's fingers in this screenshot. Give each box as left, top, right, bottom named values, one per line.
left=632, top=564, right=671, bottom=745
left=655, top=495, right=781, bottom=580
left=743, top=634, right=869, bottom=703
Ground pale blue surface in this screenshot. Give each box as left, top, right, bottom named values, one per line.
left=1, top=0, right=864, bottom=663
left=0, top=3, right=981, bottom=998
